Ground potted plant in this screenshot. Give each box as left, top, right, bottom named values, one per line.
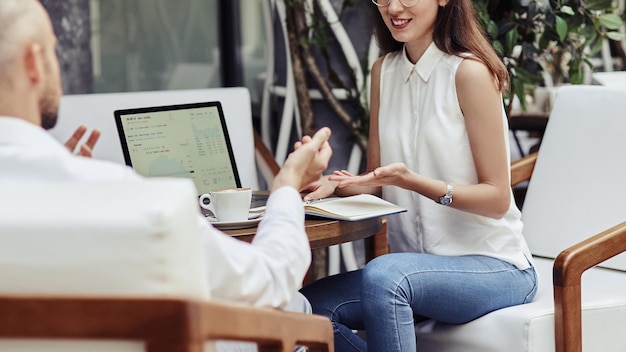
left=472, top=0, right=624, bottom=113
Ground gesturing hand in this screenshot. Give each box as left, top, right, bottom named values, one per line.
left=330, top=162, right=412, bottom=189
left=64, top=125, right=101, bottom=157
left=300, top=174, right=339, bottom=202
left=272, top=127, right=333, bottom=192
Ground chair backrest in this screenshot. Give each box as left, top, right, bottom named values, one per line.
left=521, top=85, right=626, bottom=271
left=50, top=87, right=259, bottom=190
left=0, top=178, right=210, bottom=300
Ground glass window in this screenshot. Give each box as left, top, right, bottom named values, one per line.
left=91, top=0, right=221, bottom=93
left=89, top=0, right=267, bottom=107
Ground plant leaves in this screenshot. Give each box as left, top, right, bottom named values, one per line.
left=598, top=13, right=624, bottom=30
left=487, top=21, right=499, bottom=40
left=505, top=28, right=519, bottom=54
left=560, top=6, right=575, bottom=16
left=513, top=78, right=528, bottom=111
left=538, top=35, right=550, bottom=51
left=588, top=37, right=604, bottom=56
left=555, top=15, right=568, bottom=42
left=606, top=31, right=626, bottom=41
left=585, top=0, right=614, bottom=11
left=581, top=24, right=598, bottom=42
left=492, top=41, right=505, bottom=57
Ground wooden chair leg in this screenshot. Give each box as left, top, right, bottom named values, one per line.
left=368, top=217, right=388, bottom=262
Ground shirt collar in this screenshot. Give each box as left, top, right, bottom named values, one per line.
left=0, top=117, right=67, bottom=154
left=401, top=41, right=446, bottom=83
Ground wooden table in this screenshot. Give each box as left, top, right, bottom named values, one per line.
left=224, top=217, right=383, bottom=249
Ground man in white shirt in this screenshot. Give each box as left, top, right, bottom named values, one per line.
left=0, top=1, right=332, bottom=349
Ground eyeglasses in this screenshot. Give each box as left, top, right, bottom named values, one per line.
left=371, top=0, right=421, bottom=7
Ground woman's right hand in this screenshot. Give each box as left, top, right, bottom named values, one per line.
left=301, top=174, right=339, bottom=202
left=331, top=163, right=411, bottom=189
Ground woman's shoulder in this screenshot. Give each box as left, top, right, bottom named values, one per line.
left=371, top=50, right=403, bottom=77
left=455, top=57, right=493, bottom=85
left=379, top=50, right=404, bottom=66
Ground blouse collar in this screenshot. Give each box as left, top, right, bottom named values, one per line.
left=400, top=41, right=445, bottom=83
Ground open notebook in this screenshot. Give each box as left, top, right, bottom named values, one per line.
left=305, top=194, right=406, bottom=221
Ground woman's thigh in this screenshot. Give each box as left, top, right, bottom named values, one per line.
left=362, top=253, right=537, bottom=324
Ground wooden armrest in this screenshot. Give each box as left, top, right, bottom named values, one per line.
left=200, top=300, right=334, bottom=351
left=0, top=296, right=334, bottom=352
left=552, top=221, right=626, bottom=352
left=510, top=152, right=538, bottom=186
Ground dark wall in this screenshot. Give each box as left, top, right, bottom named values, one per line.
left=40, top=0, right=93, bottom=94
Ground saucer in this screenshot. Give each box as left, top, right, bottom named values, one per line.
left=206, top=217, right=262, bottom=230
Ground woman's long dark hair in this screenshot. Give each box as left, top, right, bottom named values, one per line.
left=371, top=0, right=509, bottom=93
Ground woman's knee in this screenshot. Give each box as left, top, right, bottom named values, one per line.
left=363, top=254, right=396, bottom=279
left=363, top=254, right=410, bottom=283
left=362, top=255, right=413, bottom=303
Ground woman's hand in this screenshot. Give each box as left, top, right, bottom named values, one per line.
left=301, top=174, right=339, bottom=202
left=330, top=162, right=412, bottom=189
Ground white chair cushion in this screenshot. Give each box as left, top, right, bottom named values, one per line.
left=415, top=257, right=626, bottom=351
left=0, top=178, right=209, bottom=300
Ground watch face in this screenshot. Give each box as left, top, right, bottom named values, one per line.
left=439, top=195, right=452, bottom=206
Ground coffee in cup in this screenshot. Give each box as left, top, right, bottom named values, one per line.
left=199, top=188, right=252, bottom=222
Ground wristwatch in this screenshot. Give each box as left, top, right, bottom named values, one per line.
left=437, top=182, right=453, bottom=206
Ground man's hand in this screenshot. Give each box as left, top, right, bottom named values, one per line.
left=64, top=125, right=101, bottom=157
left=271, top=127, right=332, bottom=192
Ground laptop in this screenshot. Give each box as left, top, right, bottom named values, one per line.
left=114, top=101, right=267, bottom=214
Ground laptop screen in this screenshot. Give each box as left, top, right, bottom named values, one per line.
left=114, top=101, right=241, bottom=195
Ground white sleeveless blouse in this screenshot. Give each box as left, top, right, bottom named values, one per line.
left=378, top=42, right=532, bottom=269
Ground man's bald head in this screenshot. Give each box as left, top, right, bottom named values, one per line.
left=0, top=0, right=62, bottom=129
left=0, top=0, right=46, bottom=85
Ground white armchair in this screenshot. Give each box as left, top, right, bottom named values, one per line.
left=411, top=85, right=626, bottom=351
left=0, top=178, right=333, bottom=352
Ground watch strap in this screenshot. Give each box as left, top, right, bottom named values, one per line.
left=437, top=182, right=453, bottom=206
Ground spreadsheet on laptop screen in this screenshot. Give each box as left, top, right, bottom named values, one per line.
left=115, top=102, right=241, bottom=195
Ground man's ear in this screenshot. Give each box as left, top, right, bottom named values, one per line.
left=23, top=43, right=43, bottom=85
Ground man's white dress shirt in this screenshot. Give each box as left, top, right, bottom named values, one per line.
left=0, top=116, right=311, bottom=309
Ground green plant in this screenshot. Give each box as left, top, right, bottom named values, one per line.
left=472, top=0, right=624, bottom=113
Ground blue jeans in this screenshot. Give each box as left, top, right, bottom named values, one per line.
left=300, top=253, right=537, bottom=352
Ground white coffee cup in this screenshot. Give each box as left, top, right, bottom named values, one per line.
left=199, top=188, right=252, bottom=222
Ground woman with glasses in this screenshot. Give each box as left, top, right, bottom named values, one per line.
left=300, top=0, right=537, bottom=351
